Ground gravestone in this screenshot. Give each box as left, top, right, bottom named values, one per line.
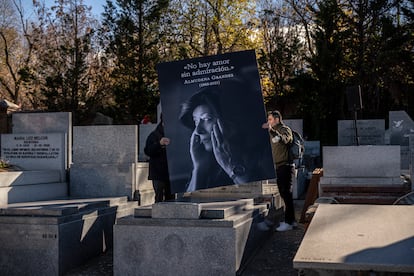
left=70, top=125, right=143, bottom=200
left=92, top=112, right=113, bottom=125
left=283, top=119, right=306, bottom=199
left=284, top=119, right=303, bottom=137
left=12, top=112, right=72, bottom=168
left=135, top=162, right=157, bottom=206
left=114, top=199, right=271, bottom=276
left=70, top=125, right=155, bottom=204
left=319, top=146, right=409, bottom=203
left=388, top=110, right=414, bottom=170
left=0, top=133, right=67, bottom=205
left=1, top=133, right=66, bottom=173
left=322, top=146, right=401, bottom=178
left=0, top=196, right=137, bottom=276
left=303, top=141, right=321, bottom=172
left=294, top=140, right=321, bottom=199
left=338, top=119, right=385, bottom=146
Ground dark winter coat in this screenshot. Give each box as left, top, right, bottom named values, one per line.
left=144, top=123, right=169, bottom=181
left=269, top=122, right=293, bottom=167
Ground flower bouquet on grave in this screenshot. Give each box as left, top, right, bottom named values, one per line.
left=0, top=157, right=21, bottom=172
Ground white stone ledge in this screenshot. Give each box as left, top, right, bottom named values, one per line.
left=319, top=177, right=404, bottom=185
left=0, top=170, right=62, bottom=187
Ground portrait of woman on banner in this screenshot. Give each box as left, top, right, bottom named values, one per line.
left=179, top=79, right=274, bottom=192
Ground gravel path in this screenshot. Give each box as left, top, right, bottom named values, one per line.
left=240, top=222, right=305, bottom=275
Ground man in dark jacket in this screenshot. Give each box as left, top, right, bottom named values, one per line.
left=144, top=118, right=174, bottom=202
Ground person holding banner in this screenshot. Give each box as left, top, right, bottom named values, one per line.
left=264, top=110, right=297, bottom=232
left=144, top=116, right=175, bottom=202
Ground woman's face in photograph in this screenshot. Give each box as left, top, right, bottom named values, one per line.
left=192, top=104, right=217, bottom=151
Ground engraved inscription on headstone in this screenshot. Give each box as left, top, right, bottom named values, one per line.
left=1, top=133, right=66, bottom=172
left=338, top=120, right=385, bottom=146
left=3, top=135, right=60, bottom=159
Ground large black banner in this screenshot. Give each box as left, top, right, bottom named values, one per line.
left=157, top=50, right=275, bottom=193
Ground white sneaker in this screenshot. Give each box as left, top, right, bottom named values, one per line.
left=257, top=221, right=271, bottom=231
left=276, top=222, right=293, bottom=232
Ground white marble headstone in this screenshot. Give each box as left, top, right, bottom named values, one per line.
left=1, top=133, right=66, bottom=173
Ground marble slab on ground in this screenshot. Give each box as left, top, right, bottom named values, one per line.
left=319, top=177, right=403, bottom=185
left=293, top=204, right=414, bottom=273
left=0, top=197, right=136, bottom=276
left=0, top=197, right=128, bottom=216
left=0, top=197, right=131, bottom=222
left=189, top=181, right=278, bottom=199
left=152, top=202, right=202, bottom=219
left=114, top=199, right=271, bottom=276
left=146, top=198, right=256, bottom=220
left=115, top=217, right=251, bottom=275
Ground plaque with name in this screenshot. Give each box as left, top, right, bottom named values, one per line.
left=338, top=120, right=385, bottom=146
left=1, top=133, right=66, bottom=172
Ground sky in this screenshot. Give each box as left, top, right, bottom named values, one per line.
left=23, top=0, right=107, bottom=18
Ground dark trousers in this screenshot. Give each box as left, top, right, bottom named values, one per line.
left=152, top=180, right=174, bottom=203
left=276, top=164, right=295, bottom=224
